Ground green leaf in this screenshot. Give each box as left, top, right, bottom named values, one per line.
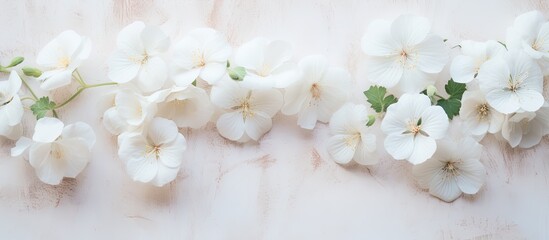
left=444, top=79, right=466, bottom=100
left=30, top=96, right=56, bottom=119
left=7, top=56, right=24, bottom=67
left=22, top=67, right=42, bottom=77
left=364, top=85, right=398, bottom=113
left=228, top=66, right=246, bottom=81
left=437, top=98, right=461, bottom=119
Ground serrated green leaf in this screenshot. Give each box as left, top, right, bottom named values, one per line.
left=228, top=66, right=246, bottom=81
left=30, top=96, right=56, bottom=119
left=364, top=85, right=398, bottom=113
left=437, top=98, right=461, bottom=120
left=445, top=79, right=466, bottom=100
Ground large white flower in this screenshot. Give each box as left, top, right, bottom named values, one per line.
left=327, top=103, right=377, bottom=165
left=118, top=117, right=186, bottom=187
left=156, top=85, right=214, bottom=129
left=0, top=71, right=24, bottom=140
left=171, top=28, right=231, bottom=86
left=210, top=78, right=282, bottom=142
left=459, top=89, right=504, bottom=137
left=234, top=37, right=297, bottom=89
left=450, top=40, right=506, bottom=83
left=412, top=136, right=486, bottom=202
left=11, top=117, right=96, bottom=185
left=108, top=21, right=170, bottom=92
left=36, top=30, right=91, bottom=90
left=281, top=55, right=351, bottom=129
left=506, top=11, right=549, bottom=74
left=501, top=103, right=549, bottom=148
left=477, top=50, right=544, bottom=114
left=381, top=93, right=449, bottom=165
left=102, top=89, right=158, bottom=135
left=361, top=15, right=448, bottom=93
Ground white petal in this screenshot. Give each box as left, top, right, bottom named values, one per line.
left=517, top=89, right=544, bottom=112
left=148, top=117, right=178, bottom=146
left=420, top=106, right=449, bottom=139
left=354, top=133, right=378, bottom=165
left=485, top=89, right=520, bottom=114
left=33, top=117, right=64, bottom=143
left=478, top=59, right=510, bottom=93
left=210, top=79, right=247, bottom=109
left=327, top=134, right=357, bottom=164
left=11, top=137, right=32, bottom=157
left=362, top=19, right=400, bottom=56
left=117, top=133, right=146, bottom=163
left=384, top=134, right=414, bottom=161
left=29, top=143, right=65, bottom=185
left=412, top=158, right=445, bottom=189
left=263, top=40, right=293, bottom=70
left=216, top=111, right=245, bottom=141
left=107, top=50, right=141, bottom=83
left=141, top=26, right=170, bottom=54
left=158, top=134, right=186, bottom=168
left=456, top=159, right=486, bottom=194
left=366, top=56, right=403, bottom=88
left=116, top=21, right=146, bottom=53
left=151, top=164, right=180, bottom=187
left=398, top=68, right=432, bottom=93
left=391, top=15, right=430, bottom=46
left=36, top=30, right=82, bottom=68
left=281, top=79, right=308, bottom=116
left=234, top=37, right=266, bottom=70
left=172, top=67, right=201, bottom=87
left=250, top=89, right=283, bottom=117
left=244, top=112, right=272, bottom=141
left=415, top=35, right=448, bottom=73
left=40, top=69, right=73, bottom=90
left=115, top=91, right=149, bottom=126
left=450, top=55, right=476, bottom=83
left=8, top=70, right=22, bottom=96
left=407, top=135, right=436, bottom=165
left=61, top=122, right=96, bottom=150
left=137, top=56, right=167, bottom=92
left=3, top=94, right=23, bottom=126
left=199, top=62, right=227, bottom=84
left=56, top=139, right=91, bottom=178
left=102, top=107, right=128, bottom=135
left=203, top=31, right=232, bottom=63
left=428, top=169, right=462, bottom=202
left=297, top=104, right=318, bottom=130
left=126, top=155, right=159, bottom=183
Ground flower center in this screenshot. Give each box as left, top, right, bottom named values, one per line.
left=191, top=50, right=206, bottom=67
left=398, top=48, right=417, bottom=70
left=410, top=125, right=421, bottom=135
left=508, top=72, right=528, bottom=92
left=232, top=92, right=254, bottom=121
left=344, top=132, right=361, bottom=149
left=57, top=56, right=70, bottom=69
left=532, top=39, right=544, bottom=51
left=477, top=103, right=489, bottom=120
left=146, top=144, right=162, bottom=159
left=442, top=161, right=459, bottom=176
left=256, top=64, right=271, bottom=77
left=50, top=146, right=64, bottom=160
left=403, top=118, right=429, bottom=137
left=310, top=83, right=321, bottom=99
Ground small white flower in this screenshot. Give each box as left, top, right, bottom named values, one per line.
left=459, top=89, right=504, bottom=137
left=210, top=78, right=282, bottom=142
left=450, top=40, right=506, bottom=83
left=381, top=93, right=449, bottom=165
left=281, top=55, right=351, bottom=129
left=36, top=30, right=91, bottom=90
left=108, top=21, right=170, bottom=92
left=118, top=117, right=186, bottom=187
left=234, top=37, right=297, bottom=89
left=412, top=136, right=486, bottom=202
left=102, top=89, right=157, bottom=135
left=156, top=85, right=214, bottom=129
left=11, top=117, right=96, bottom=185
left=361, top=15, right=448, bottom=93
left=477, top=50, right=544, bottom=114
left=506, top=11, right=549, bottom=74
left=327, top=103, right=377, bottom=165
left=171, top=28, right=231, bottom=86
left=501, top=103, right=549, bottom=148
left=0, top=71, right=24, bottom=140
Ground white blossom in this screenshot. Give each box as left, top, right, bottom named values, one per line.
left=0, top=71, right=23, bottom=140
left=450, top=40, right=506, bottom=83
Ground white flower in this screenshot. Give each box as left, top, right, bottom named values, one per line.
left=156, top=85, right=214, bottom=129
left=412, top=136, right=486, bottom=202
left=210, top=78, right=282, bottom=142
left=506, top=11, right=549, bottom=74
left=477, top=50, right=544, bottom=114
left=11, top=117, right=96, bottom=185
left=118, top=117, right=186, bottom=187
left=171, top=28, right=231, bottom=86
left=450, top=40, right=506, bottom=83
left=361, top=15, right=448, bottom=93
left=36, top=30, right=91, bottom=90
left=102, top=89, right=158, bottom=135
left=381, top=93, right=449, bottom=165
left=327, top=103, right=377, bottom=165
left=459, top=89, right=504, bottom=137
left=501, top=103, right=549, bottom=148
left=234, top=37, right=297, bottom=89
left=0, top=71, right=24, bottom=140
left=281, top=55, right=351, bottom=129
left=108, top=21, right=170, bottom=92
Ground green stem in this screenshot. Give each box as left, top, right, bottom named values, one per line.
left=20, top=76, right=38, bottom=100
left=54, top=82, right=117, bottom=109
left=52, top=110, right=58, bottom=118
left=75, top=70, right=87, bottom=85
left=21, top=97, right=36, bottom=102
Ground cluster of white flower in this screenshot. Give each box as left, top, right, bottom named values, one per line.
left=2, top=12, right=547, bottom=202
left=349, top=11, right=549, bottom=202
